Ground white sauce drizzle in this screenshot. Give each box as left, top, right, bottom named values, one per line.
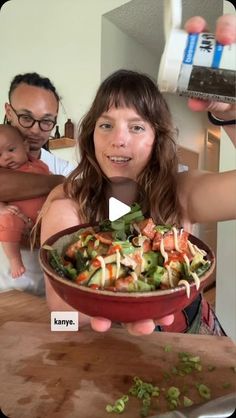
left=188, top=240, right=207, bottom=257
left=140, top=248, right=145, bottom=273
left=133, top=223, right=141, bottom=234
left=137, top=236, right=149, bottom=273
left=190, top=271, right=200, bottom=290
left=160, top=238, right=168, bottom=263
left=96, top=256, right=106, bottom=288
left=178, top=279, right=191, bottom=298
left=183, top=254, right=190, bottom=274
left=187, top=240, right=196, bottom=256
left=193, top=244, right=207, bottom=256
left=130, top=271, right=138, bottom=281
left=115, top=249, right=121, bottom=279
left=166, top=265, right=174, bottom=287
left=172, top=226, right=181, bottom=252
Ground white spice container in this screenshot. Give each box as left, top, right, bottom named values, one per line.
left=158, top=28, right=236, bottom=104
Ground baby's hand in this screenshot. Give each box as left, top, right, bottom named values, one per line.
left=8, top=205, right=33, bottom=226
left=0, top=204, right=20, bottom=216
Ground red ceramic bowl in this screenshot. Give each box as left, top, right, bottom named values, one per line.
left=39, top=224, right=215, bottom=323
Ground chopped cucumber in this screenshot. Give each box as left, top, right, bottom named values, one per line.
left=88, top=263, right=126, bottom=287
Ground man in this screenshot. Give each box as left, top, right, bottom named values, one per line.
left=0, top=72, right=75, bottom=295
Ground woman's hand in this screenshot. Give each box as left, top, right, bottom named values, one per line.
left=184, top=14, right=236, bottom=119
left=90, top=315, right=175, bottom=335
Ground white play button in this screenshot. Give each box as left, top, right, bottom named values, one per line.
left=109, top=197, right=130, bottom=221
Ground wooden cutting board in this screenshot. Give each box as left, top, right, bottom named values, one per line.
left=0, top=322, right=235, bottom=418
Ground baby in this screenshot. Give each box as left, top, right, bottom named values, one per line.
left=0, top=124, right=50, bottom=277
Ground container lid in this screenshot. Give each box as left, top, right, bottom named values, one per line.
left=157, top=28, right=188, bottom=93
left=164, top=0, right=182, bottom=40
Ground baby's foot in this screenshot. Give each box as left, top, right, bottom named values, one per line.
left=10, top=258, right=26, bottom=278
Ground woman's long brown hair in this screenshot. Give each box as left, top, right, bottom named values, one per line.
left=64, top=69, right=182, bottom=226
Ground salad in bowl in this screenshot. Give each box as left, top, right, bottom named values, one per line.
left=40, top=204, right=214, bottom=320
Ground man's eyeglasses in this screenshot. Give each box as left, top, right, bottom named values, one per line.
left=9, top=104, right=57, bottom=132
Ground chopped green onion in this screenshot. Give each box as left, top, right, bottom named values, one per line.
left=196, top=383, right=211, bottom=400
left=167, top=387, right=180, bottom=399
left=222, top=382, right=231, bottom=389
left=183, top=396, right=193, bottom=407
left=164, top=344, right=172, bottom=352
left=207, top=365, right=216, bottom=371
left=155, top=225, right=172, bottom=234
left=105, top=395, right=129, bottom=414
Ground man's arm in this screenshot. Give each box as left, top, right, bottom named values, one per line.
left=0, top=168, right=64, bottom=202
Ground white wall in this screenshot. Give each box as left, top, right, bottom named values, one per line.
left=101, top=17, right=158, bottom=80
left=165, top=94, right=207, bottom=169
left=0, top=0, right=129, bottom=132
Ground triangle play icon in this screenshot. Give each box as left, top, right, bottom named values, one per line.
left=109, top=197, right=130, bottom=221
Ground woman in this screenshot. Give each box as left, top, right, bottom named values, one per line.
left=41, top=15, right=236, bottom=335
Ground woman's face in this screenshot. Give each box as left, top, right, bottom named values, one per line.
left=94, top=106, right=155, bottom=180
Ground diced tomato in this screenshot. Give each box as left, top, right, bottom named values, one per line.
left=94, top=232, right=113, bottom=245
left=133, top=253, right=142, bottom=264
left=164, top=251, right=184, bottom=266
left=107, top=244, right=122, bottom=254
left=152, top=230, right=189, bottom=252
left=91, top=258, right=101, bottom=268
left=136, top=218, right=156, bottom=239
left=81, top=228, right=95, bottom=238
left=89, top=284, right=100, bottom=290
left=105, top=286, right=117, bottom=292
left=75, top=270, right=89, bottom=283
left=142, top=239, right=152, bottom=253
left=106, top=264, right=114, bottom=279
left=63, top=260, right=72, bottom=266
left=65, top=240, right=82, bottom=258
left=115, top=275, right=134, bottom=291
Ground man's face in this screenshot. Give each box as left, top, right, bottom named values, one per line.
left=5, top=83, right=58, bottom=158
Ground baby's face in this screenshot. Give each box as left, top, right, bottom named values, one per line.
left=0, top=130, right=28, bottom=170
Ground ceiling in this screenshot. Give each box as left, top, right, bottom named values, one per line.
left=105, top=0, right=223, bottom=61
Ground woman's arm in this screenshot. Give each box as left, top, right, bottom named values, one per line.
left=40, top=197, right=79, bottom=312
left=40, top=197, right=91, bottom=326
left=178, top=169, right=236, bottom=224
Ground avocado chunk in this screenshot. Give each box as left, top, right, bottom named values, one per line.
left=143, top=251, right=160, bottom=271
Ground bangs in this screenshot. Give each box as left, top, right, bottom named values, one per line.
left=96, top=76, right=152, bottom=121
left=106, top=90, right=140, bottom=111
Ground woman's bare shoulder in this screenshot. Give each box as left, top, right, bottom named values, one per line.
left=45, top=197, right=78, bottom=213
left=46, top=183, right=65, bottom=201
left=41, top=197, right=80, bottom=243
